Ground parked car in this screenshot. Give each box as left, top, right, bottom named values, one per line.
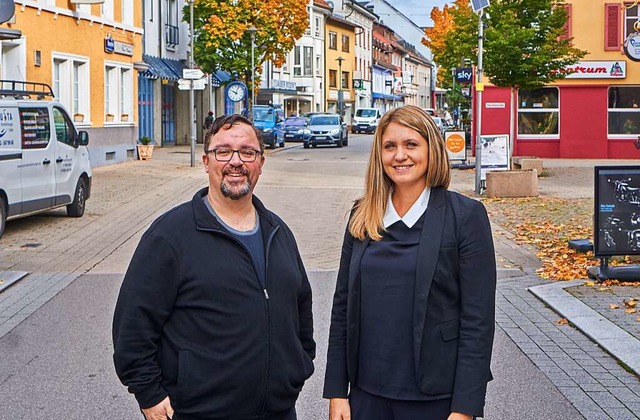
left=431, top=116, right=446, bottom=136
left=303, top=114, right=349, bottom=148
left=422, top=107, right=436, bottom=117
left=352, top=108, right=381, bottom=134
left=278, top=116, right=308, bottom=142
left=0, top=80, right=92, bottom=239
left=252, top=105, right=285, bottom=148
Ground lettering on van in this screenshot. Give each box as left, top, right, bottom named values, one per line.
left=0, top=108, right=20, bottom=151
left=19, top=108, right=51, bottom=149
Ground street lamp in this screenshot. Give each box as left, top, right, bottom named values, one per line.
left=247, top=26, right=257, bottom=121
left=336, top=56, right=344, bottom=116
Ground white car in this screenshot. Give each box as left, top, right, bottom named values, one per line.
left=431, top=116, right=446, bottom=136
left=0, top=80, right=92, bottom=238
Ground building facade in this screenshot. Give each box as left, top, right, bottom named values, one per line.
left=476, top=0, right=640, bottom=159
left=1, top=0, right=143, bottom=166
left=325, top=14, right=356, bottom=125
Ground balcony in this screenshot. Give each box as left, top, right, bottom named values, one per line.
left=165, top=24, right=179, bottom=47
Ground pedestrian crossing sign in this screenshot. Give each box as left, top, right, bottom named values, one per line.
left=471, top=0, right=490, bottom=13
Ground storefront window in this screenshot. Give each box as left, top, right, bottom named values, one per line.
left=608, top=86, right=640, bottom=135
left=518, top=87, right=559, bottom=136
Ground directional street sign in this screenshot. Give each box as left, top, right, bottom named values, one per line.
left=182, top=68, right=204, bottom=80
left=178, top=77, right=207, bottom=91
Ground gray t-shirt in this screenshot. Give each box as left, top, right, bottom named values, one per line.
left=203, top=197, right=266, bottom=289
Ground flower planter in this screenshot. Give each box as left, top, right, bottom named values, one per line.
left=486, top=169, right=538, bottom=198
left=137, top=144, right=154, bottom=160
left=105, top=114, right=115, bottom=122
left=73, top=113, right=84, bottom=123
left=121, top=114, right=129, bottom=122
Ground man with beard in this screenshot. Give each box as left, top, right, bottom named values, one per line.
left=113, top=114, right=315, bottom=420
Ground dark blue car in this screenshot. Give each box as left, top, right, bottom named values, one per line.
left=279, top=117, right=308, bottom=142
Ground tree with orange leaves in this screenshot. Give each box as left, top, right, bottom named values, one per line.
left=188, top=0, right=308, bottom=93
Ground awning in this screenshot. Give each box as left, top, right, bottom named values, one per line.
left=372, top=92, right=402, bottom=101
left=140, top=54, right=187, bottom=81
left=282, top=95, right=312, bottom=102
left=212, top=70, right=231, bottom=87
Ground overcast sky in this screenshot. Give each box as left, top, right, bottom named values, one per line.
left=387, top=0, right=450, bottom=28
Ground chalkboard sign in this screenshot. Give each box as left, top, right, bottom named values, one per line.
left=19, top=108, right=50, bottom=149
left=594, top=166, right=640, bottom=257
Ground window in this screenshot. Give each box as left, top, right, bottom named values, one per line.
left=315, top=16, right=321, bottom=37
left=105, top=62, right=133, bottom=123
left=316, top=55, right=321, bottom=76
left=329, top=32, right=337, bottom=50
left=329, top=70, right=337, bottom=88
left=52, top=55, right=89, bottom=119
left=293, top=46, right=301, bottom=76
left=101, top=0, right=114, bottom=20
left=342, top=71, right=349, bottom=89
left=625, top=3, right=639, bottom=38
left=19, top=108, right=50, bottom=149
left=517, top=87, right=559, bottom=136
left=342, top=35, right=350, bottom=53
left=608, top=86, right=640, bottom=135
left=303, top=46, right=313, bottom=77
left=121, top=0, right=134, bottom=26
left=52, top=107, right=77, bottom=147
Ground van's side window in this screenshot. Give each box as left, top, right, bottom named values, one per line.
left=19, top=108, right=50, bottom=149
left=52, top=107, right=76, bottom=147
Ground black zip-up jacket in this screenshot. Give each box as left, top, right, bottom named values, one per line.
left=113, top=188, right=315, bottom=420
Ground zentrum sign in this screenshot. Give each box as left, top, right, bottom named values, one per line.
left=561, top=61, right=626, bottom=79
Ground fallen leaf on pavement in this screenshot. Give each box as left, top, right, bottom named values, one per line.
left=625, top=308, right=637, bottom=314
left=610, top=304, right=620, bottom=309
left=556, top=318, right=569, bottom=325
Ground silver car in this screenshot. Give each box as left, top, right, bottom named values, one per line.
left=303, top=114, right=349, bottom=148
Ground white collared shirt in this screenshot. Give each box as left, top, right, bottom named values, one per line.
left=383, top=188, right=431, bottom=229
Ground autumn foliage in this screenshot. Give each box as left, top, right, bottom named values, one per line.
left=189, top=0, right=308, bottom=89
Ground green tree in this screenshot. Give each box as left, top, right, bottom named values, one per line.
left=186, top=0, right=309, bottom=92
left=426, top=0, right=587, bottom=90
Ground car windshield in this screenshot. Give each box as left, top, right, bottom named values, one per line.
left=310, top=116, right=339, bottom=125
left=253, top=108, right=273, bottom=122
left=285, top=117, right=307, bottom=126
left=356, top=109, right=377, bottom=117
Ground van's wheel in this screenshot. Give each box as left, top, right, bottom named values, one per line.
left=67, top=178, right=86, bottom=217
left=0, top=195, right=6, bottom=239
left=336, top=137, right=343, bottom=148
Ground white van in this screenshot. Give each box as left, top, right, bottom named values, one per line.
left=0, top=80, right=91, bottom=239
left=352, top=108, right=381, bottom=134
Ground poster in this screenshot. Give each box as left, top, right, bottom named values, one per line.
left=445, top=131, right=467, bottom=161
left=480, top=134, right=509, bottom=181
left=594, top=166, right=640, bottom=257
left=19, top=108, right=50, bottom=149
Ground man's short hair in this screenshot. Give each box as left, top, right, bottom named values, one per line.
left=204, top=114, right=264, bottom=153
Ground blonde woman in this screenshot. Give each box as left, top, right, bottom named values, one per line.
left=323, top=106, right=496, bottom=420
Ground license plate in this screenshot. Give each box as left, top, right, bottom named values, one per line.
left=315, top=136, right=326, bottom=140
left=285, top=133, right=294, bottom=138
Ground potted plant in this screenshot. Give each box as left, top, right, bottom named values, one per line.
left=106, top=113, right=115, bottom=122
left=137, top=136, right=154, bottom=160
left=121, top=113, right=129, bottom=122
left=73, top=113, right=84, bottom=123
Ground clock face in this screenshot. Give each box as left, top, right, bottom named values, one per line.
left=228, top=84, right=246, bottom=102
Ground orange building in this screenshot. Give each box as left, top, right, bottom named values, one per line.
left=476, top=1, right=640, bottom=158
left=325, top=14, right=356, bottom=124
left=0, top=0, right=143, bottom=165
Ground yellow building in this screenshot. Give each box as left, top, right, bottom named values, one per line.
left=0, top=0, right=143, bottom=165
left=325, top=14, right=356, bottom=124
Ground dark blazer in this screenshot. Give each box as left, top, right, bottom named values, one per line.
left=323, top=187, right=496, bottom=417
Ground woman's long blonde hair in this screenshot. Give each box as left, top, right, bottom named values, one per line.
left=349, top=105, right=451, bottom=241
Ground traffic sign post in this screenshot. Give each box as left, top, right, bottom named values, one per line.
left=183, top=68, right=204, bottom=80
left=178, top=78, right=207, bottom=91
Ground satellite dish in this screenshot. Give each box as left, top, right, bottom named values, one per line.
left=0, top=0, right=14, bottom=24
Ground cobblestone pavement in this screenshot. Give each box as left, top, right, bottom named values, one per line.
left=1, top=144, right=640, bottom=418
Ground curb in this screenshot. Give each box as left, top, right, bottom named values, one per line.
left=529, top=280, right=640, bottom=375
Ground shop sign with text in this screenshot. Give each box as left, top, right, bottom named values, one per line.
left=561, top=61, right=626, bottom=79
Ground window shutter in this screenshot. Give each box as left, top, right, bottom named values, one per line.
left=560, top=4, right=572, bottom=40
left=604, top=3, right=622, bottom=51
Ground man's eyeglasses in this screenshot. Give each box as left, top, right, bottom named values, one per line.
left=206, top=148, right=262, bottom=162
